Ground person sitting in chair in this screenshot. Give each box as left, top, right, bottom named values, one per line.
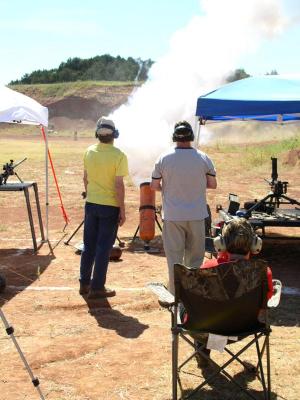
left=192, top=218, right=274, bottom=368
left=204, top=218, right=273, bottom=300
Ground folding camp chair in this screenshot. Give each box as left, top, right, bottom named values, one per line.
left=149, top=259, right=282, bottom=400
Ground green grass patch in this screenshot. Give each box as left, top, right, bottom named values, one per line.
left=0, top=124, right=40, bottom=136
left=208, top=134, right=300, bottom=168
left=9, top=80, right=140, bottom=99
left=0, top=137, right=89, bottom=164
left=243, top=135, right=300, bottom=167
left=0, top=125, right=92, bottom=138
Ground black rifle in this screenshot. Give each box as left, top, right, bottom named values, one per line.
left=0, top=158, right=27, bottom=185
left=245, top=157, right=300, bottom=216
left=264, top=157, right=289, bottom=197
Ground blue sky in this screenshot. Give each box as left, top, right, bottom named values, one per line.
left=1, top=0, right=300, bottom=86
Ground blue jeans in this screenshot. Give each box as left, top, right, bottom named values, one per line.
left=80, top=202, right=119, bottom=290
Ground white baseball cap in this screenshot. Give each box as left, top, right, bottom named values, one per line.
left=95, top=116, right=115, bottom=136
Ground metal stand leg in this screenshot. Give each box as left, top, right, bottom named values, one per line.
left=65, top=219, right=124, bottom=248
left=64, top=220, right=84, bottom=245
left=116, top=236, right=125, bottom=247
left=280, top=194, right=300, bottom=206
left=172, top=307, right=178, bottom=400
left=33, top=183, right=45, bottom=241
left=132, top=211, right=163, bottom=243
left=132, top=225, right=140, bottom=242
left=23, top=187, right=37, bottom=252
left=266, top=334, right=271, bottom=400
left=155, top=214, right=163, bottom=232
left=0, top=309, right=45, bottom=400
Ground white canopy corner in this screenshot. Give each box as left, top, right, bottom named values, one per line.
left=0, top=86, right=48, bottom=127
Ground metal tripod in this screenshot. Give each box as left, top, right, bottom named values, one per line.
left=245, top=191, right=300, bottom=217
left=0, top=308, right=45, bottom=399
left=132, top=212, right=163, bottom=243
left=244, top=157, right=300, bottom=217
left=131, top=209, right=163, bottom=252
left=64, top=220, right=124, bottom=247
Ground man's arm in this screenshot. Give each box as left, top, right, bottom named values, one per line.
left=206, top=174, right=217, bottom=189
left=150, top=178, right=162, bottom=192
left=115, top=176, right=126, bottom=226
left=83, top=169, right=88, bottom=192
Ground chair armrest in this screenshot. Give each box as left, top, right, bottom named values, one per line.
left=147, top=282, right=175, bottom=308
left=268, top=279, right=282, bottom=308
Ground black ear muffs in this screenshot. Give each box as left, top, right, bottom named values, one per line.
left=95, top=124, right=120, bottom=139
left=172, top=124, right=194, bottom=142
left=113, top=129, right=119, bottom=139
left=213, top=233, right=262, bottom=254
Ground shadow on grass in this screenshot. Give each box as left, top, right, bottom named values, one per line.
left=180, top=364, right=278, bottom=400
left=0, top=248, right=55, bottom=307
left=259, top=239, right=300, bottom=327
left=83, top=297, right=149, bottom=339
left=269, top=294, right=300, bottom=327
left=260, top=239, right=300, bottom=285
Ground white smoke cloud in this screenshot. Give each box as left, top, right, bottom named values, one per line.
left=110, top=0, right=288, bottom=186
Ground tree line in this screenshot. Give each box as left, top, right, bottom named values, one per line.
left=226, top=68, right=278, bottom=83
left=10, top=53, right=278, bottom=85
left=10, top=55, right=154, bottom=85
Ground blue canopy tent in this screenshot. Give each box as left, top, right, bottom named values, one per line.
left=196, top=76, right=300, bottom=124
left=195, top=75, right=300, bottom=234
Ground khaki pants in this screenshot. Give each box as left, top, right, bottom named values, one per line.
left=162, top=220, right=205, bottom=294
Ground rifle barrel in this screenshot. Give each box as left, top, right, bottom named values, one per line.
left=12, top=157, right=27, bottom=168
left=271, top=157, right=278, bottom=182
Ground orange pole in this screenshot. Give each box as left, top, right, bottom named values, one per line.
left=139, top=182, right=156, bottom=242
left=41, top=126, right=69, bottom=227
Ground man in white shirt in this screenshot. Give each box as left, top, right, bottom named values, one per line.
left=151, top=121, right=217, bottom=293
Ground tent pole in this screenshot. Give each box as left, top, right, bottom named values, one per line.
left=42, top=126, right=49, bottom=242
left=46, top=127, right=49, bottom=242
left=194, top=118, right=201, bottom=148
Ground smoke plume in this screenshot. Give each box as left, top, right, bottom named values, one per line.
left=110, top=0, right=288, bottom=185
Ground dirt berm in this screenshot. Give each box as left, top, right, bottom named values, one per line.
left=8, top=82, right=137, bottom=131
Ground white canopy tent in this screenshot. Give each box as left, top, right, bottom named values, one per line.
left=0, top=86, right=48, bottom=126
left=0, top=85, right=50, bottom=242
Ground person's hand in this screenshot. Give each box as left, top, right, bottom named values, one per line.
left=119, top=209, right=126, bottom=226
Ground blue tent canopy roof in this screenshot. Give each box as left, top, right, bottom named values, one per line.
left=196, top=76, right=300, bottom=122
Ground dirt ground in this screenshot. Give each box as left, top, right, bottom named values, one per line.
left=0, top=135, right=299, bottom=400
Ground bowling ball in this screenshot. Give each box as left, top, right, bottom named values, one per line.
left=110, top=245, right=122, bottom=261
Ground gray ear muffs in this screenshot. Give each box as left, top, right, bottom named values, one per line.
left=213, top=233, right=262, bottom=254
left=250, top=235, right=262, bottom=254
left=95, top=124, right=120, bottom=139
left=213, top=235, right=226, bottom=252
